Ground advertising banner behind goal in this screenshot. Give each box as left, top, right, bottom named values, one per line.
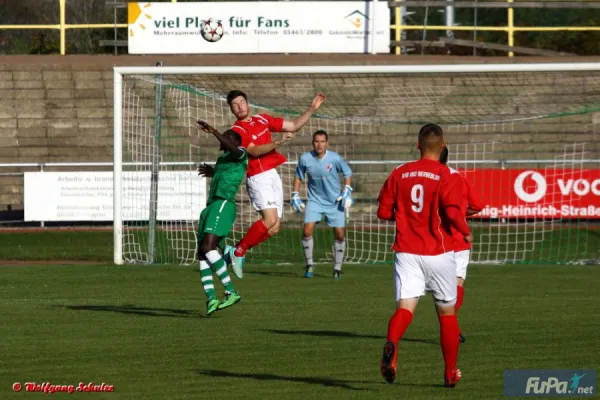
left=127, top=1, right=390, bottom=54
left=466, top=169, right=600, bottom=219
left=24, top=172, right=206, bottom=222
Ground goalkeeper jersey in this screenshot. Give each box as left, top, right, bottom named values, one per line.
left=295, top=150, right=352, bottom=207
left=207, top=147, right=248, bottom=204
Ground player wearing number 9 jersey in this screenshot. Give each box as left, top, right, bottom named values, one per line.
left=376, top=123, right=472, bottom=388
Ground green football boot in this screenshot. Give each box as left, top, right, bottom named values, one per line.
left=217, top=291, right=241, bottom=310
left=206, top=298, right=220, bottom=316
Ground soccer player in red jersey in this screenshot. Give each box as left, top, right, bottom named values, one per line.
left=376, top=123, right=472, bottom=388
left=439, top=146, right=485, bottom=343
left=225, top=90, right=326, bottom=278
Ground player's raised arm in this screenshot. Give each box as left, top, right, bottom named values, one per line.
left=198, top=120, right=245, bottom=159
left=377, top=170, right=397, bottom=221
left=281, top=93, right=326, bottom=133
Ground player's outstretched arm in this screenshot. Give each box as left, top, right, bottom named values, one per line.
left=197, top=120, right=244, bottom=158
left=246, top=132, right=294, bottom=157
left=281, top=93, right=326, bottom=133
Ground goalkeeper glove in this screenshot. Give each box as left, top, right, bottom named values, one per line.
left=336, top=185, right=354, bottom=211
left=290, top=192, right=305, bottom=213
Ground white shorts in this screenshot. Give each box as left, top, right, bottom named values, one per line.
left=455, top=249, right=470, bottom=280
left=246, top=168, right=284, bottom=219
left=394, top=251, right=457, bottom=306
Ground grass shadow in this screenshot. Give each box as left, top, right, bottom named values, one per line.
left=264, top=329, right=438, bottom=344
left=195, top=369, right=372, bottom=391
left=54, top=304, right=198, bottom=318
left=244, top=270, right=299, bottom=278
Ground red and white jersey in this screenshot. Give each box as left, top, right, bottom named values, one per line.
left=377, top=158, right=465, bottom=256
left=231, top=114, right=286, bottom=177
left=448, top=167, right=485, bottom=252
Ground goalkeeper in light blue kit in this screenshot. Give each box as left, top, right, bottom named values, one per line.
left=291, top=130, right=353, bottom=279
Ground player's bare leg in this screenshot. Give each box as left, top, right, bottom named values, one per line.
left=332, top=227, right=345, bottom=279
left=302, top=222, right=317, bottom=278
left=381, top=298, right=418, bottom=383
left=456, top=277, right=466, bottom=343
left=436, top=303, right=462, bottom=387
left=228, top=208, right=279, bottom=278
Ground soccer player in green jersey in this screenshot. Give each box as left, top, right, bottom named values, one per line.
left=196, top=120, right=248, bottom=316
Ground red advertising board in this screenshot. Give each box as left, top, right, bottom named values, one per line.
left=462, top=169, right=600, bottom=219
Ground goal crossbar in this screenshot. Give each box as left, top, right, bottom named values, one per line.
left=114, top=62, right=600, bottom=76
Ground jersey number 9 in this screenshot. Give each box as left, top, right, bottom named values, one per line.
left=411, top=184, right=424, bottom=213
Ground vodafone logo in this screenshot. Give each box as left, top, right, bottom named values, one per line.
left=514, top=171, right=547, bottom=203
left=514, top=170, right=600, bottom=203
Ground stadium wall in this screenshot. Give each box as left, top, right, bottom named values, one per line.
left=1, top=54, right=599, bottom=212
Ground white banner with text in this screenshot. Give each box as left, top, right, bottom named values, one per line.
left=24, top=171, right=206, bottom=222
left=127, top=1, right=390, bottom=54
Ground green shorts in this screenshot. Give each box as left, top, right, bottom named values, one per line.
left=197, top=199, right=236, bottom=247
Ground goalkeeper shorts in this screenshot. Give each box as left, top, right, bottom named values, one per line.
left=304, top=201, right=345, bottom=228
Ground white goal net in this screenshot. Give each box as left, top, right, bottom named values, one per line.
left=113, top=64, right=600, bottom=266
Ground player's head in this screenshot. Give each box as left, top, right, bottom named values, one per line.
left=227, top=90, right=249, bottom=120
left=222, top=129, right=241, bottom=151
left=439, top=146, right=449, bottom=165
left=312, top=130, right=328, bottom=155
left=417, top=123, right=445, bottom=159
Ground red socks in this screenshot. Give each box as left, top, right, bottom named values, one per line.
left=234, top=220, right=269, bottom=257
left=455, top=286, right=464, bottom=312
left=439, top=314, right=460, bottom=377
left=387, top=308, right=414, bottom=344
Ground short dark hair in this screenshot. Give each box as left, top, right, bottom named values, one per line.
left=226, top=90, right=247, bottom=106
left=418, top=123, right=444, bottom=150
left=312, top=130, right=328, bottom=141
left=224, top=129, right=242, bottom=146
left=439, top=146, right=449, bottom=165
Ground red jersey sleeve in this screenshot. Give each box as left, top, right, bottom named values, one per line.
left=260, top=114, right=284, bottom=132
left=440, top=172, right=471, bottom=236
left=377, top=169, right=398, bottom=221
left=464, top=179, right=485, bottom=213
left=440, top=172, right=463, bottom=211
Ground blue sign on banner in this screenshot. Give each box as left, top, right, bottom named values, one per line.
left=504, top=370, right=597, bottom=397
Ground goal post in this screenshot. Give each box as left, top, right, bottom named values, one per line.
left=113, top=63, right=600, bottom=266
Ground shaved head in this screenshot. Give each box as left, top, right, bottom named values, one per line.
left=417, top=123, right=445, bottom=158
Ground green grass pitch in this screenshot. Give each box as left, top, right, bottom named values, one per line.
left=2, top=259, right=600, bottom=399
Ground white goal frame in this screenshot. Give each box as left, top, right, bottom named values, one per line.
left=112, top=62, right=600, bottom=265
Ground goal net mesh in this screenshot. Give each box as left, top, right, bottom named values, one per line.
left=118, top=70, right=600, bottom=265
